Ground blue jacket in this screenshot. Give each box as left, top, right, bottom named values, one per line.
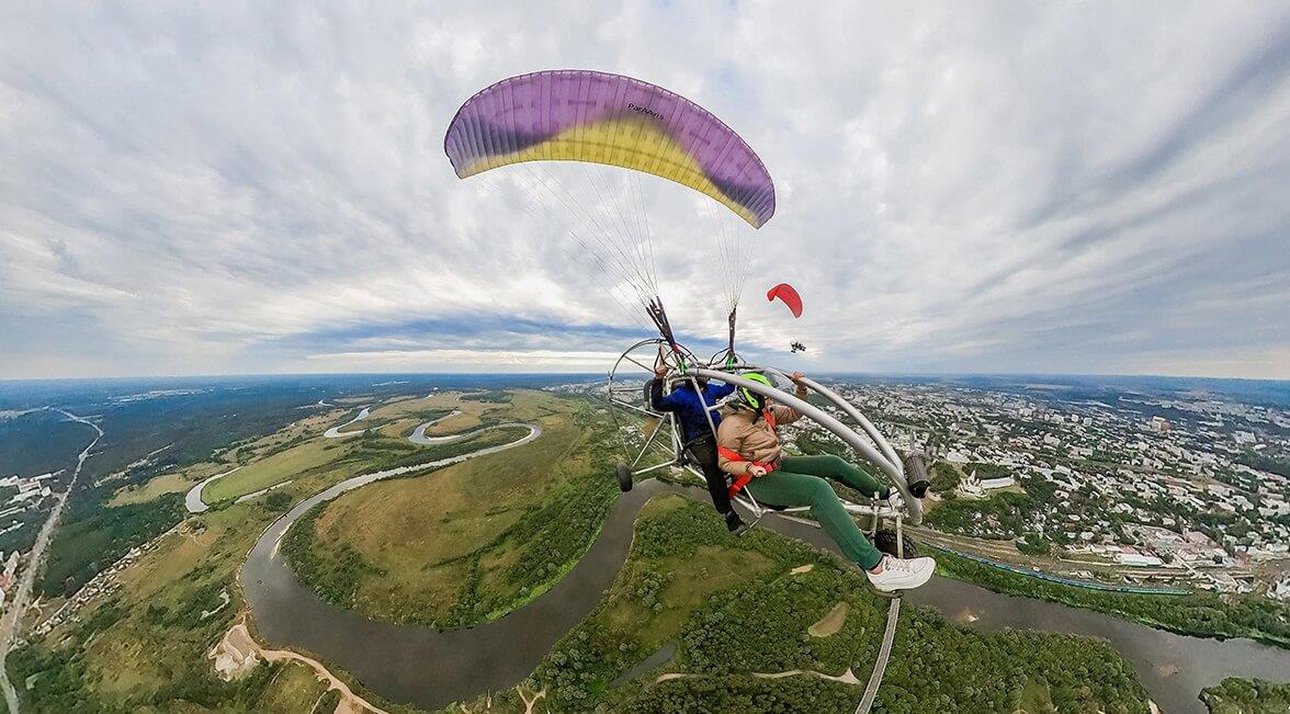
left=649, top=378, right=736, bottom=443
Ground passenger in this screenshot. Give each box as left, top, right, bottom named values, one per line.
left=716, top=372, right=936, bottom=592
left=650, top=365, right=746, bottom=533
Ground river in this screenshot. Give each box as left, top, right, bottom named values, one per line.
left=764, top=513, right=1290, bottom=714
left=244, top=478, right=1290, bottom=713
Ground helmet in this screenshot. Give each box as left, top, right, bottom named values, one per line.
left=738, top=372, right=776, bottom=410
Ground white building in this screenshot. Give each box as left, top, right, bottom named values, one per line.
left=1117, top=551, right=1166, bottom=567
left=1270, top=577, right=1290, bottom=602
left=956, top=470, right=1016, bottom=499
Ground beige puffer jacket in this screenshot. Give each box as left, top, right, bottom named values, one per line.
left=716, top=385, right=807, bottom=476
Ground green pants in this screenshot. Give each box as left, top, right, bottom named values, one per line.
left=745, top=454, right=887, bottom=570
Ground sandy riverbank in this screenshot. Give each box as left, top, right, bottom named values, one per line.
left=211, top=618, right=390, bottom=714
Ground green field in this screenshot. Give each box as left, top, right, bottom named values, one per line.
left=203, top=392, right=497, bottom=503
left=11, top=388, right=603, bottom=711
left=202, top=438, right=351, bottom=503
left=108, top=470, right=197, bottom=506
left=284, top=390, right=621, bottom=627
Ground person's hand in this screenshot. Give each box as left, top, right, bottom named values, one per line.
left=654, top=365, right=670, bottom=378
left=748, top=464, right=768, bottom=478
left=789, top=371, right=806, bottom=384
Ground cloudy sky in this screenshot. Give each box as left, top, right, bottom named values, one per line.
left=2, top=2, right=1287, bottom=380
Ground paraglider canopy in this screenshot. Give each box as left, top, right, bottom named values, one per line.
left=444, top=69, right=776, bottom=228
left=766, top=282, right=803, bottom=318
left=444, top=69, right=778, bottom=356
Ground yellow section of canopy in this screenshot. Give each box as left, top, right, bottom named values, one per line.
left=459, top=115, right=760, bottom=228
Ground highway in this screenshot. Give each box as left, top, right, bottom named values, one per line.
left=0, top=410, right=102, bottom=714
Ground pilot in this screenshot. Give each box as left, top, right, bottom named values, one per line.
left=650, top=365, right=746, bottom=533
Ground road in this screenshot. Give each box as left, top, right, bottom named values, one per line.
left=0, top=409, right=102, bottom=714
left=855, top=597, right=900, bottom=714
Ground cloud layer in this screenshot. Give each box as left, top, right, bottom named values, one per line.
left=2, top=2, right=1287, bottom=379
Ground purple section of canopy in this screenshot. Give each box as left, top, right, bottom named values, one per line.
left=443, top=69, right=775, bottom=227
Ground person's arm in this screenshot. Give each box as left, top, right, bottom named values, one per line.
left=773, top=373, right=810, bottom=425
left=649, top=367, right=680, bottom=412
left=656, top=384, right=684, bottom=411
left=648, top=377, right=667, bottom=411
left=710, top=382, right=736, bottom=400
left=717, top=421, right=750, bottom=477
left=692, top=383, right=728, bottom=422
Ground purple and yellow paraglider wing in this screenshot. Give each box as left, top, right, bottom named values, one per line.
left=443, top=69, right=775, bottom=228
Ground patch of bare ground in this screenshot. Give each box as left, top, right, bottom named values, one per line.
left=807, top=601, right=849, bottom=637
left=211, top=617, right=391, bottom=714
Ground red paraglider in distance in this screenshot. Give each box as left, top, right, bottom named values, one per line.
left=766, top=283, right=803, bottom=318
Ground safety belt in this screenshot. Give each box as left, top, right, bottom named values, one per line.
left=717, top=408, right=779, bottom=497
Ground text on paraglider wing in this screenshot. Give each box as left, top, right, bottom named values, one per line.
left=626, top=102, right=663, bottom=120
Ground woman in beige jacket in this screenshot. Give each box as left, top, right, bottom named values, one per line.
left=716, top=372, right=936, bottom=592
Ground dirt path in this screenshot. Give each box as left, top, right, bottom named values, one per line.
left=517, top=686, right=547, bottom=714
left=756, top=668, right=861, bottom=685
left=657, top=667, right=861, bottom=686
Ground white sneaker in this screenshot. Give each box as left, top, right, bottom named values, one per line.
left=866, top=555, right=936, bottom=593
left=884, top=490, right=904, bottom=513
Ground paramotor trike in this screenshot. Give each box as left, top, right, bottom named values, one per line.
left=606, top=338, right=929, bottom=559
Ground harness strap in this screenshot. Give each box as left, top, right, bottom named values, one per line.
left=717, top=446, right=777, bottom=497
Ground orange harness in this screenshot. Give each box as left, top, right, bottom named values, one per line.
left=718, top=409, right=778, bottom=498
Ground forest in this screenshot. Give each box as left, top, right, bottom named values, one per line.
left=1201, top=677, right=1290, bottom=713
left=512, top=496, right=1152, bottom=713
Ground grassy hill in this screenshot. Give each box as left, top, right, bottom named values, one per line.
left=283, top=390, right=621, bottom=627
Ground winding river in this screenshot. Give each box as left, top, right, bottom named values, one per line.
left=184, top=466, right=243, bottom=514
left=324, top=406, right=371, bottom=438
left=188, top=409, right=473, bottom=514
left=243, top=451, right=1290, bottom=713
left=407, top=410, right=464, bottom=444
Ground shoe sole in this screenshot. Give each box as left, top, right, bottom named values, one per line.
left=868, top=571, right=934, bottom=597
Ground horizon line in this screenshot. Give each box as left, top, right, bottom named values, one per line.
left=2, top=369, right=1288, bottom=385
